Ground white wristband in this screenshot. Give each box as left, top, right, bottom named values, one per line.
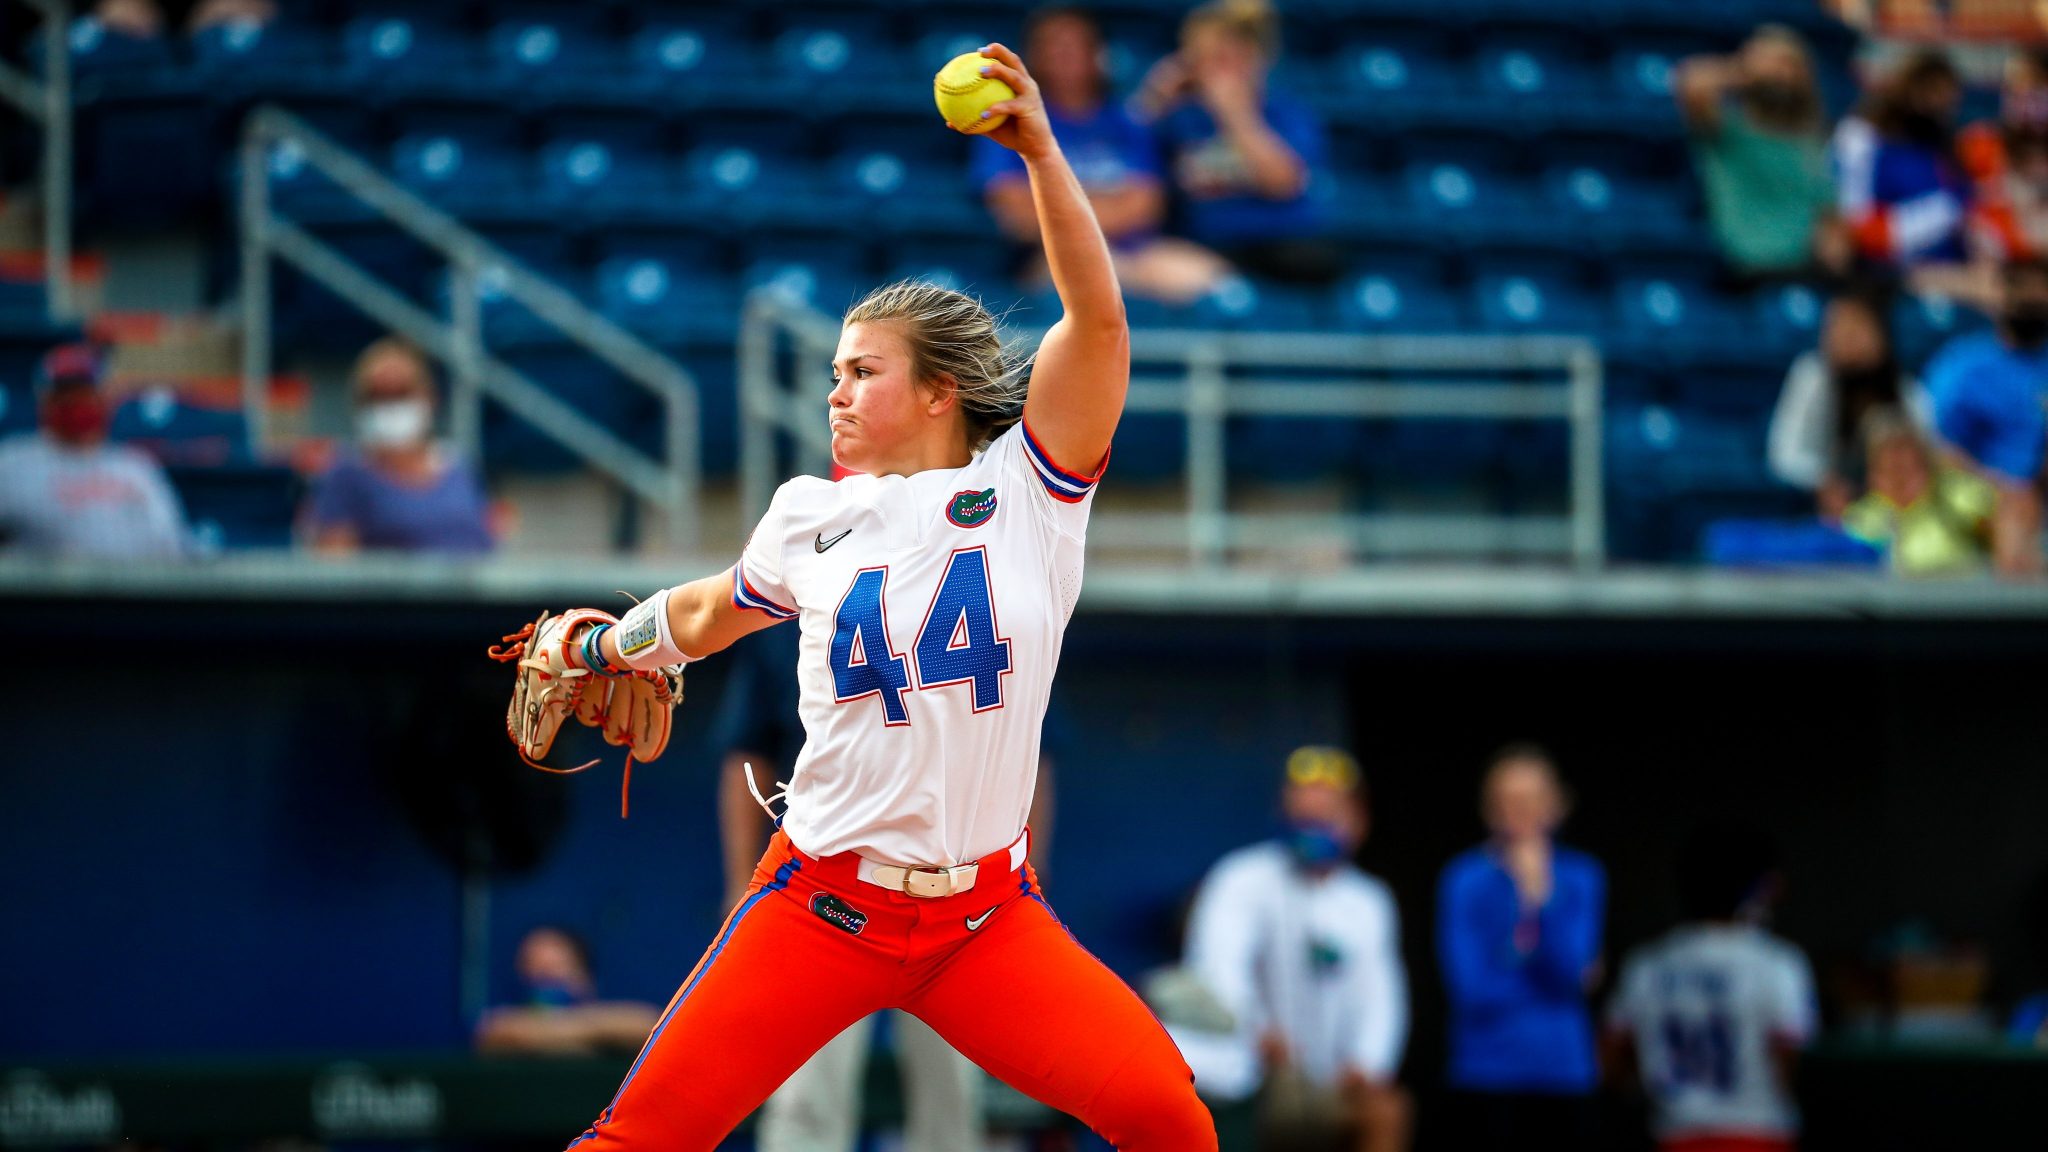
left=613, top=587, right=697, bottom=671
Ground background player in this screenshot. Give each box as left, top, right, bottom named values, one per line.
left=1605, top=822, right=1817, bottom=1152
left=544, top=41, right=1216, bottom=1151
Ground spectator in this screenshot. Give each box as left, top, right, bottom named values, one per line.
left=185, top=0, right=276, bottom=34
left=712, top=623, right=1064, bottom=1152
left=1767, top=288, right=1932, bottom=517
left=1832, top=51, right=1976, bottom=279
left=976, top=6, right=1231, bottom=305
left=1176, top=745, right=1410, bottom=1152
left=302, top=336, right=499, bottom=555
left=1438, top=744, right=1605, bottom=1152
left=1842, top=406, right=1998, bottom=575
left=1605, top=822, right=1816, bottom=1152
left=474, top=926, right=660, bottom=1055
left=1960, top=48, right=2048, bottom=263
left=1131, top=0, right=1337, bottom=285
left=89, top=0, right=164, bottom=38
left=1924, top=257, right=2048, bottom=575
left=1678, top=26, right=1845, bottom=284
left=0, top=343, right=187, bottom=560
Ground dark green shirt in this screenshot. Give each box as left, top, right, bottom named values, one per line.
left=1691, top=103, right=1834, bottom=275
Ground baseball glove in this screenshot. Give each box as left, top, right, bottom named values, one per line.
left=487, top=608, right=685, bottom=817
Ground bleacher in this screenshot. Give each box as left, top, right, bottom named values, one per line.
left=19, top=0, right=1993, bottom=561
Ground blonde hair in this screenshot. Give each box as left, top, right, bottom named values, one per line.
left=1184, top=0, right=1280, bottom=58
left=843, top=280, right=1028, bottom=451
left=350, top=335, right=435, bottom=401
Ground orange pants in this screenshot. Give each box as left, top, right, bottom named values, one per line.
left=567, top=830, right=1216, bottom=1151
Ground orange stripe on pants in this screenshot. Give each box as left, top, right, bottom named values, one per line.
left=567, top=830, right=1216, bottom=1151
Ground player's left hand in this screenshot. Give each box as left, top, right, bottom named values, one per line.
left=972, top=43, right=1057, bottom=161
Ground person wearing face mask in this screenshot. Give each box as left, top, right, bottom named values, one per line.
left=1175, top=746, right=1412, bottom=1152
left=1603, top=823, right=1815, bottom=1152
left=1437, top=744, right=1605, bottom=1152
left=0, top=342, right=188, bottom=559
left=1767, top=288, right=1933, bottom=518
left=1922, top=258, right=2048, bottom=575
left=302, top=335, right=497, bottom=555
left=474, top=926, right=661, bottom=1055
left=1678, top=27, right=1845, bottom=283
left=1832, top=50, right=1975, bottom=272
left=1960, top=48, right=2048, bottom=263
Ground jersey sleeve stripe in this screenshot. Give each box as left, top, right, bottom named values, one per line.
left=730, top=564, right=799, bottom=619
left=1020, top=418, right=1108, bottom=496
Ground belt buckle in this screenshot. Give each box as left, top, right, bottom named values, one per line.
left=902, top=863, right=978, bottom=898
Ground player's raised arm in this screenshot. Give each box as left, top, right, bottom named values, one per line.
left=581, top=569, right=782, bottom=673
left=973, top=42, right=1128, bottom=475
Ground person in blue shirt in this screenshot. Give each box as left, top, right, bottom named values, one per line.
left=975, top=6, right=1231, bottom=305
left=1924, top=257, right=2048, bottom=576
left=1129, top=0, right=1338, bottom=286
left=1437, top=743, right=1606, bottom=1152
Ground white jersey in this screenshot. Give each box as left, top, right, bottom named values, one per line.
left=732, top=420, right=1100, bottom=867
left=1606, top=925, right=1816, bottom=1141
left=1176, top=842, right=1408, bottom=1099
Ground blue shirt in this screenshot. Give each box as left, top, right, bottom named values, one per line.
left=1154, top=89, right=1327, bottom=246
left=1437, top=843, right=1606, bottom=1093
left=305, top=450, right=494, bottom=554
left=974, top=100, right=1163, bottom=245
left=1926, top=330, right=2048, bottom=481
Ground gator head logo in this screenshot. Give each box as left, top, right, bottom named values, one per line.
left=810, top=892, right=868, bottom=936
left=947, top=487, right=998, bottom=529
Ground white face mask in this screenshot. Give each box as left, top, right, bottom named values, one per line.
left=356, top=398, right=432, bottom=448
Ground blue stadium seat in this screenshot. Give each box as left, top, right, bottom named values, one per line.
left=64, top=16, right=179, bottom=85
left=1329, top=31, right=1460, bottom=125
left=1398, top=149, right=1534, bottom=246
left=769, top=18, right=911, bottom=112
left=883, top=239, right=1015, bottom=299
left=1893, top=292, right=1994, bottom=370
left=594, top=254, right=739, bottom=348
left=343, top=14, right=476, bottom=98
left=168, top=464, right=302, bottom=551
left=1187, top=278, right=1326, bottom=331
left=743, top=258, right=867, bottom=319
left=538, top=138, right=674, bottom=223
left=1752, top=281, right=1826, bottom=362
left=191, top=18, right=340, bottom=96
left=1333, top=259, right=1464, bottom=331
left=627, top=16, right=758, bottom=106
left=110, top=389, right=253, bottom=468
left=678, top=144, right=830, bottom=229
left=390, top=135, right=536, bottom=224
left=1608, top=267, right=1746, bottom=367
left=1539, top=161, right=1693, bottom=250
left=260, top=137, right=378, bottom=226
left=676, top=349, right=741, bottom=477
left=831, top=148, right=989, bottom=238
left=484, top=16, right=622, bottom=106
left=1474, top=34, right=1598, bottom=127
left=1471, top=260, right=1601, bottom=335
left=485, top=350, right=649, bottom=475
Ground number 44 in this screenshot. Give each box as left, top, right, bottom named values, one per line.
left=828, top=547, right=1012, bottom=725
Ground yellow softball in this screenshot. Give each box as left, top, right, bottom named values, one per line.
left=934, top=51, right=1015, bottom=135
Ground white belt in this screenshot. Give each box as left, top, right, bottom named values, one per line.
left=855, top=830, right=1030, bottom=899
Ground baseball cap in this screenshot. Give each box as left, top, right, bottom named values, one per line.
left=1285, top=745, right=1361, bottom=790
left=34, top=343, right=107, bottom=395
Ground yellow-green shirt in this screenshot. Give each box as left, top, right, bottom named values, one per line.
left=1841, top=468, right=1997, bottom=576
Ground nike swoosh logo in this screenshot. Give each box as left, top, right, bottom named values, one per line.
left=814, top=528, right=852, bottom=553
left=965, top=906, right=998, bottom=932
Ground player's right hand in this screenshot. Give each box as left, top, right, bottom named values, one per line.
left=973, top=43, right=1057, bottom=161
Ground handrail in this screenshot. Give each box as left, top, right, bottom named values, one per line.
left=739, top=292, right=1606, bottom=569
left=239, top=105, right=702, bottom=549
left=0, top=0, right=75, bottom=320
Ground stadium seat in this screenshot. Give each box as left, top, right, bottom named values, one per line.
left=166, top=464, right=303, bottom=550
left=1473, top=34, right=1599, bottom=128
left=485, top=348, right=651, bottom=474
left=190, top=18, right=340, bottom=97
left=1607, top=267, right=1747, bottom=368
left=627, top=16, right=759, bottom=107
left=1471, top=260, right=1601, bottom=335
left=677, top=144, right=831, bottom=230
left=484, top=16, right=623, bottom=107
left=768, top=17, right=913, bottom=112
left=1187, top=278, right=1326, bottom=331
left=342, top=14, right=476, bottom=99
left=883, top=239, right=1015, bottom=299
left=110, top=388, right=254, bottom=468
left=1893, top=292, right=1994, bottom=371
left=1538, top=160, right=1694, bottom=251
left=390, top=135, right=537, bottom=225
left=1333, top=260, right=1465, bottom=332
left=538, top=137, right=673, bottom=224
left=1397, top=147, right=1534, bottom=247
left=594, top=254, right=739, bottom=349
left=1752, top=281, right=1827, bottom=363
left=1328, top=31, right=1460, bottom=126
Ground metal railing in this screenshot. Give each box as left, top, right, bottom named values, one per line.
left=741, top=291, right=1605, bottom=569
left=239, top=106, right=703, bottom=548
left=0, top=0, right=75, bottom=320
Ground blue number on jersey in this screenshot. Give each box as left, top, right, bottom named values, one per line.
left=915, top=547, right=1012, bottom=711
left=828, top=567, right=912, bottom=726
left=1658, top=1012, right=1736, bottom=1094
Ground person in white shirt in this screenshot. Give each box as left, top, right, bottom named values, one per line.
left=1605, top=822, right=1816, bottom=1152
left=0, top=342, right=186, bottom=560
left=1177, top=746, right=1411, bottom=1152
left=1766, top=289, right=1932, bottom=518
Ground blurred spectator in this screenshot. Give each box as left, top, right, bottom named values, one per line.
left=1130, top=0, right=1337, bottom=285
left=1960, top=48, right=2048, bottom=263
left=2011, top=993, right=2048, bottom=1046
left=185, top=0, right=275, bottom=34
left=977, top=6, right=1230, bottom=305
left=0, top=343, right=187, bottom=559
left=1832, top=51, right=1976, bottom=280
left=474, top=926, right=659, bottom=1055
left=1438, top=744, right=1605, bottom=1152
left=1604, top=822, right=1816, bottom=1152
left=1924, top=257, right=2048, bottom=575
left=1678, top=27, right=1846, bottom=283
left=1767, top=288, right=1931, bottom=517
left=1176, top=745, right=1411, bottom=1152
left=1841, top=406, right=1997, bottom=575
left=301, top=336, right=500, bottom=555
